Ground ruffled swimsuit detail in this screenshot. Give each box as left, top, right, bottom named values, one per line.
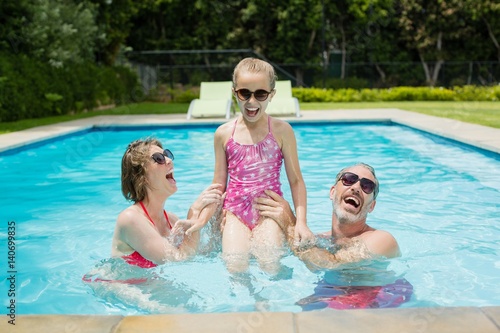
left=223, top=117, right=283, bottom=229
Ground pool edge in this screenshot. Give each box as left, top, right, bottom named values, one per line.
left=1, top=109, right=499, bottom=332
left=1, top=109, right=499, bottom=155
left=4, top=306, right=500, bottom=333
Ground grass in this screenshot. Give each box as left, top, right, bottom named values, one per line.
left=301, top=101, right=500, bottom=128
left=0, top=103, right=187, bottom=134
left=0, top=101, right=499, bottom=134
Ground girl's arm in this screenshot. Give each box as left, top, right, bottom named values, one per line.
left=275, top=120, right=314, bottom=243
left=212, top=125, right=229, bottom=189
left=184, top=125, right=229, bottom=235
left=183, top=183, right=224, bottom=235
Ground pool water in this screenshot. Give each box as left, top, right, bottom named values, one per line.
left=0, top=123, right=499, bottom=315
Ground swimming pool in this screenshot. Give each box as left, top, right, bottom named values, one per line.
left=0, top=122, right=499, bottom=315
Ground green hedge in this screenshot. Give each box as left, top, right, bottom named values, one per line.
left=0, top=52, right=141, bottom=122
left=292, top=86, right=500, bottom=103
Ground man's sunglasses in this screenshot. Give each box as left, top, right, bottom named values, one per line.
left=235, top=89, right=272, bottom=101
left=338, top=172, right=377, bottom=195
left=151, top=149, right=174, bottom=164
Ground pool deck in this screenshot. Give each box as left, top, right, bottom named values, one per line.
left=1, top=108, right=500, bottom=154
left=1, top=108, right=499, bottom=333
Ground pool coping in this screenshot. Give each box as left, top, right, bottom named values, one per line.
left=1, top=108, right=500, bottom=155
left=1, top=108, right=499, bottom=333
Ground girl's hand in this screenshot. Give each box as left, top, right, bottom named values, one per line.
left=294, top=223, right=316, bottom=247
left=190, top=184, right=224, bottom=217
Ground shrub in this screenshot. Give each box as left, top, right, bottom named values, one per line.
left=290, top=85, right=499, bottom=103
left=0, top=52, right=141, bottom=122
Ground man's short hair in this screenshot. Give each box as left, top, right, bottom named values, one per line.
left=335, top=163, right=379, bottom=199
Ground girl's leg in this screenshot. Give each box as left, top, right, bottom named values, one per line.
left=251, top=218, right=286, bottom=275
left=222, top=212, right=252, bottom=274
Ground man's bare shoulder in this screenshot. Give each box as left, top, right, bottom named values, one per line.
left=361, top=229, right=401, bottom=258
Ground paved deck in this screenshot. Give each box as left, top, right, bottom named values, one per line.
left=1, top=109, right=500, bottom=154
left=1, top=109, right=499, bottom=333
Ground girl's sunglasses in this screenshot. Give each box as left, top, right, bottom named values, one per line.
left=338, top=172, right=377, bottom=195
left=235, top=89, right=272, bottom=101
left=151, top=149, right=174, bottom=164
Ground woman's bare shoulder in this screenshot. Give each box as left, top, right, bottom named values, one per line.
left=116, top=206, right=140, bottom=227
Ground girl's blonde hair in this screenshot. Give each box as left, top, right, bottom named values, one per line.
left=232, top=57, right=277, bottom=90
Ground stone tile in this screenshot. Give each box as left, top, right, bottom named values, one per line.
left=1, top=315, right=123, bottom=333
left=482, top=306, right=500, bottom=329
left=2, top=110, right=500, bottom=154
left=295, top=307, right=500, bottom=333
left=115, top=312, right=295, bottom=333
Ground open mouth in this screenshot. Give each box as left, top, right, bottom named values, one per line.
left=166, top=171, right=176, bottom=183
left=344, top=196, right=360, bottom=208
left=245, top=107, right=259, bottom=117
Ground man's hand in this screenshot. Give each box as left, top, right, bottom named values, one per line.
left=254, top=190, right=296, bottom=232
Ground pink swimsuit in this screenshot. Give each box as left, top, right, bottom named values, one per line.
left=223, top=117, right=283, bottom=229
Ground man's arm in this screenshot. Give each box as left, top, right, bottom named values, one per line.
left=294, top=239, right=374, bottom=271
left=254, top=190, right=379, bottom=271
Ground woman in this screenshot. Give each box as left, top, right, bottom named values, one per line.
left=111, top=138, right=224, bottom=268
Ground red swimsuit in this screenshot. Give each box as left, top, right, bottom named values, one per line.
left=121, top=201, right=172, bottom=268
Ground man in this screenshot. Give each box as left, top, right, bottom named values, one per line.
left=255, top=163, right=400, bottom=271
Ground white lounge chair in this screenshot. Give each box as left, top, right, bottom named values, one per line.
left=267, top=80, right=301, bottom=117
left=186, top=81, right=234, bottom=119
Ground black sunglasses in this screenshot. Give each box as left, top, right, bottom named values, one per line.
left=235, top=89, right=272, bottom=101
left=338, top=172, right=377, bottom=196
left=151, top=149, right=174, bottom=164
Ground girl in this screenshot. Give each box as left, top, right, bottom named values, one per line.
left=213, top=58, right=313, bottom=274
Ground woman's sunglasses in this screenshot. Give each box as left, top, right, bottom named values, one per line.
left=151, top=149, right=174, bottom=164
left=338, top=172, right=377, bottom=195
left=235, top=89, right=272, bottom=101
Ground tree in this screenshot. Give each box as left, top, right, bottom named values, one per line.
left=340, top=0, right=398, bottom=85
left=398, top=0, right=469, bottom=86
left=21, top=0, right=100, bottom=67
left=226, top=0, right=323, bottom=86
left=91, top=0, right=140, bottom=65
left=270, top=0, right=324, bottom=86
left=0, top=0, right=31, bottom=54
left=465, top=0, right=500, bottom=62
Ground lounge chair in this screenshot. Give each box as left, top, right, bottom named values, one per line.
left=186, top=81, right=234, bottom=119
left=267, top=80, right=301, bottom=117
